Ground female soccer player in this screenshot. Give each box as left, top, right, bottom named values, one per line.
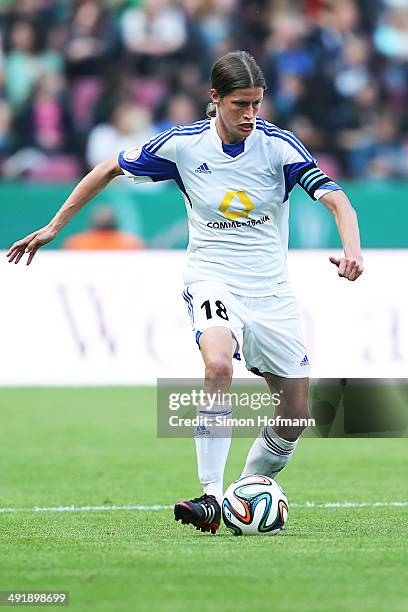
left=7, top=51, right=363, bottom=535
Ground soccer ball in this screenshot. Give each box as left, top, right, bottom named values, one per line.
left=222, top=475, right=288, bottom=536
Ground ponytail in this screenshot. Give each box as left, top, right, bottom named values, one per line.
left=206, top=101, right=217, bottom=118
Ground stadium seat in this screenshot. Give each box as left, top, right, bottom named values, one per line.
left=72, top=78, right=104, bottom=131
left=129, top=77, right=168, bottom=109
left=27, top=155, right=82, bottom=181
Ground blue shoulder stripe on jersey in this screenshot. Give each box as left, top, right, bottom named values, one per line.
left=146, top=120, right=211, bottom=154
left=280, top=129, right=314, bottom=162
left=118, top=146, right=193, bottom=207
left=256, top=118, right=312, bottom=157
left=257, top=128, right=314, bottom=162
left=148, top=123, right=211, bottom=155
left=258, top=127, right=312, bottom=162
left=146, top=118, right=209, bottom=150
left=256, top=124, right=312, bottom=162
left=256, top=118, right=314, bottom=162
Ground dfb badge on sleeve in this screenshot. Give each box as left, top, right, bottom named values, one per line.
left=123, top=147, right=142, bottom=162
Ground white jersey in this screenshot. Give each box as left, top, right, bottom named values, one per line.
left=119, top=117, right=340, bottom=296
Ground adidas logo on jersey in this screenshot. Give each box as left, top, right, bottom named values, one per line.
left=300, top=354, right=309, bottom=366
left=195, top=163, right=211, bottom=174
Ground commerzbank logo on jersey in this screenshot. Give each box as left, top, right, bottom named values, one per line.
left=207, top=191, right=270, bottom=230
left=219, top=191, right=254, bottom=220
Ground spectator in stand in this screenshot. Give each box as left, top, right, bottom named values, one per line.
left=335, top=82, right=380, bottom=177
left=368, top=112, right=408, bottom=179
left=86, top=100, right=154, bottom=168
left=264, top=10, right=316, bottom=129
left=307, top=0, right=362, bottom=70
left=171, top=61, right=212, bottom=114
left=179, top=0, right=211, bottom=76
left=2, top=0, right=56, bottom=44
left=373, top=6, right=408, bottom=60
left=267, top=12, right=315, bottom=82
left=0, top=99, right=12, bottom=159
left=153, top=92, right=199, bottom=132
left=333, top=36, right=372, bottom=101
left=3, top=15, right=65, bottom=108
left=305, top=0, right=362, bottom=132
left=195, top=0, right=237, bottom=59
left=288, top=113, right=324, bottom=151
left=64, top=0, right=119, bottom=78
left=272, top=73, right=307, bottom=127
left=41, top=23, right=66, bottom=77
left=234, top=0, right=271, bottom=63
left=14, top=72, right=72, bottom=154
left=0, top=30, right=5, bottom=92
left=64, top=204, right=145, bottom=250
left=4, top=20, right=44, bottom=109
left=120, top=0, right=188, bottom=76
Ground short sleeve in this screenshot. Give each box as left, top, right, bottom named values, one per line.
left=280, top=130, right=341, bottom=202
left=118, top=128, right=178, bottom=184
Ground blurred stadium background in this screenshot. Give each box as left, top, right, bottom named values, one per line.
left=1, top=0, right=407, bottom=383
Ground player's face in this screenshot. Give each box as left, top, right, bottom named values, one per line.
left=211, top=87, right=264, bottom=143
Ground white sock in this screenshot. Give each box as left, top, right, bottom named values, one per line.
left=240, top=426, right=298, bottom=479
left=194, top=404, right=232, bottom=505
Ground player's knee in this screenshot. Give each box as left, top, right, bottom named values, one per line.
left=205, top=356, right=233, bottom=383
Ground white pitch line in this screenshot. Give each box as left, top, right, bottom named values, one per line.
left=0, top=501, right=408, bottom=514
left=0, top=504, right=173, bottom=514
left=302, top=501, right=408, bottom=509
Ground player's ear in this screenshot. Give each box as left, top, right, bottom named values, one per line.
left=210, top=88, right=221, bottom=105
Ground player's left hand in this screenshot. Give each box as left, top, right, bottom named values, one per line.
left=329, top=256, right=363, bottom=281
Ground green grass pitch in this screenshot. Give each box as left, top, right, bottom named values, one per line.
left=0, top=387, right=407, bottom=611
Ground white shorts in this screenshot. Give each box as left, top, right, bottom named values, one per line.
left=182, top=280, right=310, bottom=378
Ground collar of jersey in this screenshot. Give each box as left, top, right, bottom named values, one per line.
left=210, top=117, right=254, bottom=158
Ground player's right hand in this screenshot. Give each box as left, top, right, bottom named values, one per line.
left=6, top=225, right=57, bottom=266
